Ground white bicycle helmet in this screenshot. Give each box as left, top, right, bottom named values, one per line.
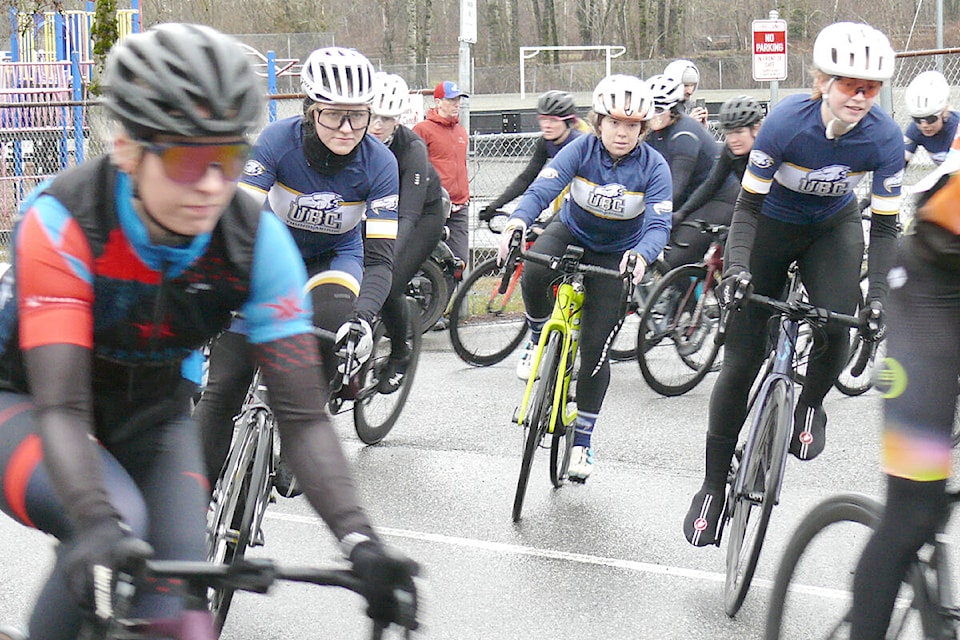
left=301, top=47, right=376, bottom=104
left=592, top=74, right=654, bottom=122
left=371, top=72, right=410, bottom=117
left=664, top=59, right=700, bottom=86
left=647, top=73, right=685, bottom=114
left=905, top=70, right=950, bottom=118
left=812, top=22, right=895, bottom=82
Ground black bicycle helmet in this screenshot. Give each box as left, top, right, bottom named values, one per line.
left=102, top=23, right=264, bottom=139
left=537, top=90, right=577, bottom=118
left=718, top=95, right=763, bottom=130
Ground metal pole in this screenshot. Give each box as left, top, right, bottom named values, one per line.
left=458, top=39, right=471, bottom=135
left=769, top=8, right=780, bottom=108
left=937, top=0, right=944, bottom=71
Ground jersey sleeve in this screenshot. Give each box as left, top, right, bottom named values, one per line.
left=241, top=212, right=315, bottom=344
left=363, top=148, right=400, bottom=241
left=239, top=123, right=283, bottom=205
left=632, top=153, right=673, bottom=264
left=870, top=120, right=905, bottom=216
left=903, top=124, right=921, bottom=160
left=511, top=135, right=585, bottom=226
left=16, top=195, right=95, bottom=350
left=741, top=105, right=789, bottom=196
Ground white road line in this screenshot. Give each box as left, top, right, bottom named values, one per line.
left=265, top=511, right=851, bottom=600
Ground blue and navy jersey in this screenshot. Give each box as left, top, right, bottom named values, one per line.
left=510, top=134, right=673, bottom=263
left=904, top=110, right=960, bottom=165
left=239, top=116, right=399, bottom=262
left=742, top=93, right=904, bottom=223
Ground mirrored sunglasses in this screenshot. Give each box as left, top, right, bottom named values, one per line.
left=913, top=113, right=941, bottom=125
left=832, top=76, right=882, bottom=99
left=141, top=141, right=250, bottom=184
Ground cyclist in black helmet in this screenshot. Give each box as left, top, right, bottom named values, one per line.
left=667, top=95, right=764, bottom=268
left=0, top=24, right=416, bottom=640
left=479, top=90, right=591, bottom=221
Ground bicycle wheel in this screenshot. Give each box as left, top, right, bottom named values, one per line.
left=354, top=298, right=423, bottom=444
left=724, top=377, right=792, bottom=616
left=208, top=407, right=273, bottom=631
left=764, top=493, right=935, bottom=639
left=549, top=378, right=573, bottom=488
left=637, top=265, right=723, bottom=396
left=407, top=258, right=448, bottom=335
left=513, top=331, right=560, bottom=522
left=835, top=278, right=878, bottom=396
left=449, top=257, right=527, bottom=367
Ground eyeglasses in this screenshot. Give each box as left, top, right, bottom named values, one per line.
left=913, top=113, right=941, bottom=125
left=370, top=115, right=397, bottom=126
left=832, top=76, right=883, bottom=99
left=141, top=140, right=250, bottom=184
left=314, top=108, right=371, bottom=131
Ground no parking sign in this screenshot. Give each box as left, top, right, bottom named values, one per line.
left=752, top=19, right=788, bottom=81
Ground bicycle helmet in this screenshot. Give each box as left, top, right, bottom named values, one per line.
left=812, top=22, right=895, bottom=82
left=102, top=23, right=263, bottom=139
left=647, top=74, right=685, bottom=114
left=718, top=95, right=764, bottom=130
left=301, top=47, right=376, bottom=104
left=592, top=75, right=654, bottom=122
left=905, top=70, right=951, bottom=118
left=371, top=72, right=410, bottom=117
left=537, top=90, right=577, bottom=118
left=664, top=59, right=700, bottom=86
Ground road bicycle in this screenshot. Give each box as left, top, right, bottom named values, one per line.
left=764, top=490, right=960, bottom=639
left=635, top=221, right=727, bottom=396
left=712, top=267, right=866, bottom=616
left=207, top=304, right=421, bottom=629
left=407, top=228, right=463, bottom=334
left=82, top=541, right=417, bottom=639
left=502, top=234, right=634, bottom=522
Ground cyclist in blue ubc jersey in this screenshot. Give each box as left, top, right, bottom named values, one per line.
left=497, top=74, right=672, bottom=482
left=903, top=70, right=959, bottom=168
left=0, top=25, right=415, bottom=640
left=195, top=47, right=400, bottom=490
left=367, top=72, right=446, bottom=392
left=683, top=22, right=903, bottom=547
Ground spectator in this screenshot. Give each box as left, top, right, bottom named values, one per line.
left=664, top=59, right=708, bottom=126
left=413, top=81, right=470, bottom=327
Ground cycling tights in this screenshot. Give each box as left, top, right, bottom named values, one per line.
left=663, top=190, right=736, bottom=270
left=708, top=204, right=863, bottom=441
left=520, top=218, right=624, bottom=414
left=380, top=197, right=446, bottom=352
left=0, top=389, right=206, bottom=640
left=851, top=234, right=960, bottom=639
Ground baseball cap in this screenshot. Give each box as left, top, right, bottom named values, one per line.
left=434, top=81, right=469, bottom=100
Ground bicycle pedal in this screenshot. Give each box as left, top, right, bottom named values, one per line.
left=568, top=476, right=587, bottom=485
left=252, top=529, right=265, bottom=547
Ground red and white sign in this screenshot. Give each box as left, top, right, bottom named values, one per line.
left=752, top=19, right=787, bottom=81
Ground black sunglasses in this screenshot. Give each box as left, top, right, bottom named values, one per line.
left=913, top=114, right=941, bottom=125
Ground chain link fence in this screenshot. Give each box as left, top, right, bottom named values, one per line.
left=1, top=48, right=957, bottom=264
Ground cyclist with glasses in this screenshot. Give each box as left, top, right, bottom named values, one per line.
left=668, top=95, right=765, bottom=267
left=683, top=22, right=903, bottom=547
left=646, top=73, right=728, bottom=270
left=195, top=46, right=399, bottom=490
left=368, top=72, right=446, bottom=391
left=0, top=25, right=415, bottom=640
left=479, top=90, right=590, bottom=222
left=847, top=162, right=960, bottom=640
left=497, top=74, right=672, bottom=482
left=903, top=70, right=958, bottom=168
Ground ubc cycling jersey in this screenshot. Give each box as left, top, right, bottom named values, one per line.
left=0, top=156, right=313, bottom=394
left=904, top=110, right=960, bottom=165
left=742, top=93, right=903, bottom=224
left=240, top=116, right=399, bottom=262
left=510, top=134, right=672, bottom=263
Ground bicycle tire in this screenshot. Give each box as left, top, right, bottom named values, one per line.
left=512, top=331, right=560, bottom=522
left=608, top=288, right=643, bottom=362
left=449, top=257, right=527, bottom=367
left=637, top=265, right=723, bottom=396
left=835, top=279, right=877, bottom=396
left=724, top=377, right=792, bottom=617
left=549, top=370, right=573, bottom=488
left=407, top=258, right=448, bottom=335
left=208, top=407, right=273, bottom=632
left=354, top=298, right=423, bottom=444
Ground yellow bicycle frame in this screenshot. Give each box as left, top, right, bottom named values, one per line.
left=514, top=278, right=585, bottom=433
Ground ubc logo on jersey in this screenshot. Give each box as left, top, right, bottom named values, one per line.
left=883, top=169, right=904, bottom=193
left=798, top=164, right=851, bottom=196
left=653, top=200, right=673, bottom=216
left=370, top=194, right=399, bottom=213
left=749, top=150, right=775, bottom=169
left=589, top=183, right=626, bottom=214
left=285, top=192, right=344, bottom=232
left=243, top=159, right=266, bottom=177
left=538, top=167, right=560, bottom=180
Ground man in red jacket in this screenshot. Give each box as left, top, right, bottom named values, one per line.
left=414, top=82, right=470, bottom=326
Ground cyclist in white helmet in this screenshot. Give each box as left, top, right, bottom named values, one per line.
left=903, top=70, right=957, bottom=167
left=496, top=74, right=672, bottom=482
left=368, top=72, right=446, bottom=391
left=683, top=22, right=903, bottom=547
left=664, top=58, right=708, bottom=125
left=196, top=47, right=400, bottom=491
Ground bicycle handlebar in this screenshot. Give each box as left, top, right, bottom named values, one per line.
left=521, top=247, right=629, bottom=280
